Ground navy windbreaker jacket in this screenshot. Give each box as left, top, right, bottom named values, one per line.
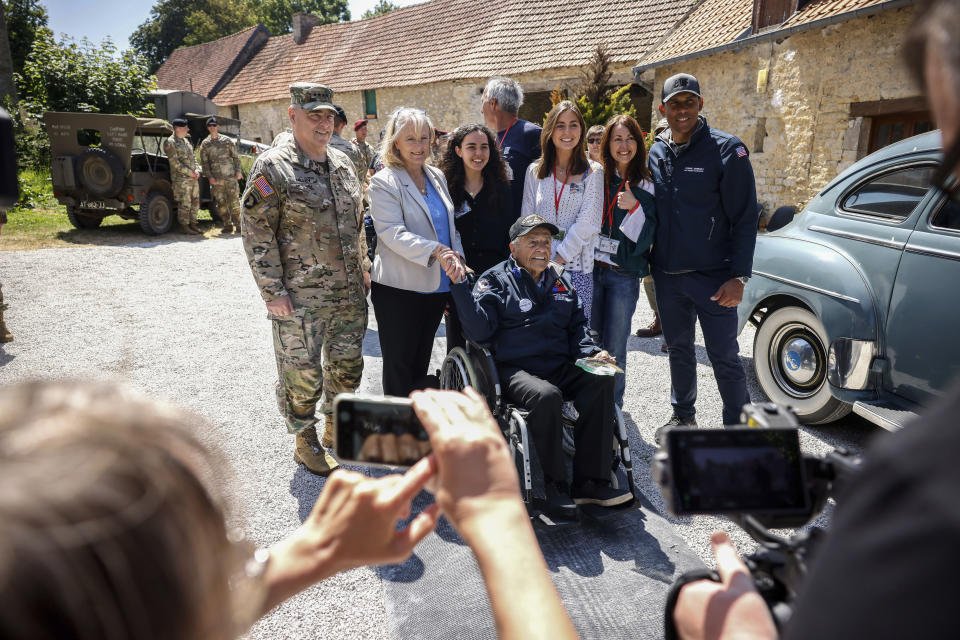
left=647, top=117, right=759, bottom=278
left=449, top=257, right=599, bottom=378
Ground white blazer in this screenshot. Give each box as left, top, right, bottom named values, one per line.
left=369, top=164, right=464, bottom=293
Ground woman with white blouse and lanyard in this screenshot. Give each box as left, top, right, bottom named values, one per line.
left=369, top=107, right=465, bottom=397
left=591, top=114, right=657, bottom=407
left=520, top=101, right=603, bottom=321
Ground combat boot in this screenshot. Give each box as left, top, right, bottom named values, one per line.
left=0, top=311, right=12, bottom=343
left=176, top=223, right=194, bottom=235
left=321, top=414, right=335, bottom=449
left=221, top=223, right=234, bottom=234
left=188, top=223, right=203, bottom=235
left=294, top=427, right=339, bottom=476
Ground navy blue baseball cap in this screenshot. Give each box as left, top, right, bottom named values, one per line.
left=171, top=118, right=188, bottom=127
left=661, top=73, right=702, bottom=103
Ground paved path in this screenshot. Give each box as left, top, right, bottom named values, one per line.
left=0, top=236, right=882, bottom=638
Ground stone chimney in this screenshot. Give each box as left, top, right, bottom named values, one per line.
left=292, top=12, right=321, bottom=44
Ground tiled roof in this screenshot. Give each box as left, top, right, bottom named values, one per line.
left=156, top=25, right=268, bottom=100
left=213, top=0, right=699, bottom=106
left=639, top=0, right=899, bottom=68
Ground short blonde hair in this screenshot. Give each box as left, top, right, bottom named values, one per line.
left=379, top=107, right=435, bottom=169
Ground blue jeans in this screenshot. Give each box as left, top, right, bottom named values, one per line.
left=590, top=266, right=641, bottom=406
left=653, top=269, right=749, bottom=425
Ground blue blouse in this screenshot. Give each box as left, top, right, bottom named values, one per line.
left=424, top=177, right=452, bottom=293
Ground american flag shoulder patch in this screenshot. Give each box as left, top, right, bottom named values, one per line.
left=254, top=176, right=275, bottom=197
left=735, top=145, right=748, bottom=158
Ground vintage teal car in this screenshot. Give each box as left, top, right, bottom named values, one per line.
left=740, top=131, right=959, bottom=429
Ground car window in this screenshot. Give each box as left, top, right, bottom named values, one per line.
left=841, top=165, right=936, bottom=221
left=931, top=197, right=960, bottom=232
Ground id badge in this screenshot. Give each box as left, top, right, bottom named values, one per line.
left=597, top=235, right=620, bottom=254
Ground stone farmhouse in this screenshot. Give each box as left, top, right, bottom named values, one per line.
left=156, top=0, right=926, bottom=214
left=633, top=0, right=926, bottom=213
left=157, top=0, right=702, bottom=142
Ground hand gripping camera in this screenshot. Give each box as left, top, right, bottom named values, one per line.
left=653, top=403, right=862, bottom=637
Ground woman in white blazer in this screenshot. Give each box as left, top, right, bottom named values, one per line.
left=521, top=101, right=603, bottom=322
left=369, top=107, right=466, bottom=397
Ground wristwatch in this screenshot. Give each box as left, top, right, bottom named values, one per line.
left=736, top=276, right=750, bottom=285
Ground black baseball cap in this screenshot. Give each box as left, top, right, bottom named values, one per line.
left=509, top=214, right=559, bottom=242
left=333, top=105, right=347, bottom=123
left=206, top=116, right=218, bottom=126
left=171, top=118, right=188, bottom=127
left=661, top=73, right=702, bottom=103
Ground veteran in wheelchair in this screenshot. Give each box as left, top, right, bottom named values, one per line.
left=444, top=214, right=634, bottom=519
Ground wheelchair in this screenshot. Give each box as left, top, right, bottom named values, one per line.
left=439, top=340, right=637, bottom=522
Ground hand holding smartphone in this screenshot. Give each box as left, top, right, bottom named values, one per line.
left=333, top=394, right=431, bottom=468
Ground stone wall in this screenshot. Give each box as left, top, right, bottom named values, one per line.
left=650, top=7, right=920, bottom=213
left=228, top=61, right=645, bottom=149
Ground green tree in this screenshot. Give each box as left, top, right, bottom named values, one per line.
left=576, top=85, right=636, bottom=130
left=3, top=0, right=48, bottom=73
left=17, top=28, right=156, bottom=115
left=250, top=0, right=349, bottom=36
left=361, top=0, right=398, bottom=19
left=183, top=0, right=258, bottom=46
left=130, top=0, right=199, bottom=73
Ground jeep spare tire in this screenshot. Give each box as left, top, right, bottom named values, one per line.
left=77, top=147, right=125, bottom=198
left=139, top=191, right=175, bottom=235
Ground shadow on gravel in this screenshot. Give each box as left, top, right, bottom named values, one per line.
left=362, top=328, right=381, bottom=357
left=54, top=219, right=224, bottom=248
left=0, top=347, right=13, bottom=367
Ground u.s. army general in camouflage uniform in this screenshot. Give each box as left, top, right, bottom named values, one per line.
left=241, top=82, right=370, bottom=476
left=164, top=118, right=202, bottom=235
left=199, top=117, right=243, bottom=233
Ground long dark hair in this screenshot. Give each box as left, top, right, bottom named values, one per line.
left=601, top=114, right=651, bottom=194
left=535, top=100, right=590, bottom=180
left=440, top=123, right=510, bottom=211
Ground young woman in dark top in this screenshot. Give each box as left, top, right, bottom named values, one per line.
left=591, top=114, right=657, bottom=407
left=441, top=123, right=513, bottom=352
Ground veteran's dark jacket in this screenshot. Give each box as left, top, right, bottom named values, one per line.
left=449, top=257, right=599, bottom=377
left=647, top=117, right=759, bottom=278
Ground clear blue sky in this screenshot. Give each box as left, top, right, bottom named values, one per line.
left=44, top=0, right=425, bottom=49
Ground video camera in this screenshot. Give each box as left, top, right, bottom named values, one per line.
left=653, top=403, right=863, bottom=637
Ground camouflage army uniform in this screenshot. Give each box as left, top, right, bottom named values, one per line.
left=330, top=132, right=364, bottom=181
left=164, top=134, right=200, bottom=226
left=199, top=135, right=242, bottom=228
left=352, top=138, right=376, bottom=177
left=241, top=134, right=370, bottom=435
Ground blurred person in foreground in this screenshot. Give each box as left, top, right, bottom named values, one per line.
left=0, top=380, right=577, bottom=640
left=440, top=123, right=514, bottom=352
left=672, top=2, right=960, bottom=638
left=368, top=107, right=465, bottom=397
left=591, top=114, right=657, bottom=407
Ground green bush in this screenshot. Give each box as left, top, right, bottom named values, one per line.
left=14, top=167, right=57, bottom=210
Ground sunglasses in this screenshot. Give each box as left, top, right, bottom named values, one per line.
left=587, top=137, right=601, bottom=144
left=208, top=124, right=219, bottom=128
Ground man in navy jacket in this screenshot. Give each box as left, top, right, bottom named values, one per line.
left=648, top=73, right=759, bottom=438
left=449, top=214, right=632, bottom=516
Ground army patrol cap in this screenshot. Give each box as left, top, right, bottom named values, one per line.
left=290, top=82, right=337, bottom=112
left=171, top=118, right=188, bottom=127
left=509, top=214, right=559, bottom=242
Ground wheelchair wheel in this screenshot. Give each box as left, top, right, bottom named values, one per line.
left=440, top=347, right=479, bottom=392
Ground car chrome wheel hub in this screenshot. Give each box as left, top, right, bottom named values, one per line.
left=769, top=322, right=826, bottom=399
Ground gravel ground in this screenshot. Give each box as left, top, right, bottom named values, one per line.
left=0, top=236, right=886, bottom=638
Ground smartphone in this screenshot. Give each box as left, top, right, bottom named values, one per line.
left=332, top=393, right=431, bottom=469
left=663, top=428, right=810, bottom=517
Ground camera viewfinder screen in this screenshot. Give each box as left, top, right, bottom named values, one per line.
left=335, top=396, right=431, bottom=468
left=669, top=428, right=808, bottom=515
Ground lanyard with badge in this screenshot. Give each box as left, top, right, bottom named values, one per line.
left=552, top=165, right=570, bottom=242
left=497, top=118, right=518, bottom=181
left=596, top=180, right=635, bottom=263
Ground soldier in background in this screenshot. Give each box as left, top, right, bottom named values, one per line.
left=241, top=82, right=370, bottom=477
left=351, top=119, right=375, bottom=174
left=329, top=105, right=365, bottom=180
left=352, top=119, right=377, bottom=262
left=163, top=118, right=202, bottom=236
left=0, top=210, right=11, bottom=343
left=198, top=117, right=243, bottom=234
